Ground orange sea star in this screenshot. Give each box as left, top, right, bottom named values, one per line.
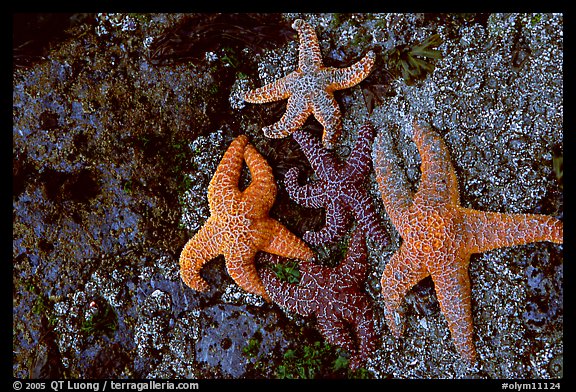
left=243, top=18, right=375, bottom=149
left=372, top=120, right=563, bottom=363
left=179, top=135, right=315, bottom=301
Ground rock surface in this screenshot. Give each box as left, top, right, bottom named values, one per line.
left=13, top=13, right=562, bottom=379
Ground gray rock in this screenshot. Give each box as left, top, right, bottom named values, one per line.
left=13, top=12, right=562, bottom=379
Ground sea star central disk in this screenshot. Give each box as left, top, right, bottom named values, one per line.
left=372, top=120, right=563, bottom=363
left=261, top=227, right=379, bottom=370
left=179, top=135, right=315, bottom=301
left=243, top=18, right=375, bottom=149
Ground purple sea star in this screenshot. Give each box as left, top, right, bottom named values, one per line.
left=261, top=227, right=379, bottom=370
left=284, top=122, right=389, bottom=247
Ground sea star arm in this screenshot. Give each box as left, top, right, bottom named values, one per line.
left=372, top=128, right=414, bottom=230
left=284, top=167, right=327, bottom=209
left=345, top=122, right=376, bottom=178
left=303, top=199, right=349, bottom=245
left=262, top=95, right=311, bottom=139
left=310, top=89, right=342, bottom=149
left=292, top=19, right=323, bottom=71
left=380, top=247, right=428, bottom=336
left=208, top=135, right=247, bottom=214
left=462, top=209, right=563, bottom=254
left=335, top=226, right=368, bottom=285
left=345, top=300, right=378, bottom=370
left=431, top=260, right=476, bottom=364
left=242, top=143, right=277, bottom=214
left=316, top=314, right=357, bottom=359
left=179, top=217, right=223, bottom=291
left=412, top=121, right=460, bottom=207
left=345, top=187, right=389, bottom=246
left=243, top=73, right=293, bottom=103
left=292, top=129, right=341, bottom=178
left=327, top=50, right=376, bottom=91
left=350, top=299, right=378, bottom=369
left=225, top=245, right=271, bottom=301
left=260, top=264, right=315, bottom=317
left=256, top=219, right=315, bottom=261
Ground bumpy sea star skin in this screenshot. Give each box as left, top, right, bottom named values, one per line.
left=243, top=18, right=376, bottom=149
left=261, top=227, right=379, bottom=370
left=284, top=122, right=389, bottom=247
left=179, top=135, right=315, bottom=301
left=372, top=120, right=563, bottom=364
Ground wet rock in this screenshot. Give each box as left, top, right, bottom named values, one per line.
left=30, top=316, right=65, bottom=379
left=84, top=343, right=130, bottom=379
left=179, top=129, right=227, bottom=233
left=194, top=303, right=287, bottom=378
left=13, top=12, right=215, bottom=378
left=522, top=247, right=563, bottom=334
left=144, top=311, right=199, bottom=378
left=13, top=12, right=562, bottom=379
left=134, top=290, right=173, bottom=376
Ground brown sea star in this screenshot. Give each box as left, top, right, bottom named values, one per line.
left=179, top=135, right=315, bottom=301
left=372, top=120, right=563, bottom=363
left=243, top=18, right=375, bottom=149
left=284, top=122, right=389, bottom=247
left=261, top=227, right=379, bottom=370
